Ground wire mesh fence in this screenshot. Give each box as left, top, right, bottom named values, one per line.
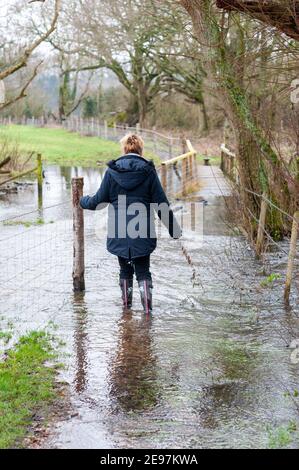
left=0, top=203, right=69, bottom=322
left=0, top=200, right=105, bottom=347
left=0, top=115, right=183, bottom=161
left=64, top=117, right=183, bottom=161
left=210, top=160, right=299, bottom=303
left=1, top=118, right=297, bottom=353
left=0, top=152, right=206, bottom=342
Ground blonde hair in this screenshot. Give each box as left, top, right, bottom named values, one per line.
left=120, top=133, right=144, bottom=156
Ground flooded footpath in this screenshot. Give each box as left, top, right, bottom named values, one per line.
left=0, top=164, right=299, bottom=449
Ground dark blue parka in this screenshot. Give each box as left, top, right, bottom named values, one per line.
left=80, top=153, right=181, bottom=259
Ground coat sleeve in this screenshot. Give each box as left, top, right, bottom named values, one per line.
left=80, top=171, right=110, bottom=210
left=150, top=170, right=182, bottom=239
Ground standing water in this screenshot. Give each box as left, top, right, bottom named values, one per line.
left=0, top=164, right=299, bottom=449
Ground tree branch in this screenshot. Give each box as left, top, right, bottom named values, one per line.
left=0, top=61, right=42, bottom=110
left=216, top=0, right=299, bottom=41
left=0, top=0, right=60, bottom=81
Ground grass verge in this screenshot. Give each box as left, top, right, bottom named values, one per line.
left=3, top=218, right=53, bottom=228
left=0, top=330, right=62, bottom=448
left=0, top=125, right=159, bottom=167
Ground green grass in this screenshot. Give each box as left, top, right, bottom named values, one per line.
left=214, top=339, right=253, bottom=380
left=260, top=273, right=282, bottom=288
left=267, top=421, right=297, bottom=449
left=3, top=218, right=48, bottom=228
left=0, top=125, right=159, bottom=167
left=0, top=330, right=61, bottom=448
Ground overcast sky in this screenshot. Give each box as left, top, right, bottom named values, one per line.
left=0, top=0, right=15, bottom=15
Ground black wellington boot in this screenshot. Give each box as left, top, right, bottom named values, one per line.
left=120, top=279, right=133, bottom=309
left=138, top=279, right=153, bottom=314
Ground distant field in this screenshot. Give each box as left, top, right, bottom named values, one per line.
left=0, top=125, right=158, bottom=167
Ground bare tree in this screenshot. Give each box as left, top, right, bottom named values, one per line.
left=0, top=0, right=60, bottom=110
left=47, top=0, right=210, bottom=129
left=148, top=0, right=209, bottom=131
left=48, top=0, right=169, bottom=126
left=52, top=53, right=93, bottom=122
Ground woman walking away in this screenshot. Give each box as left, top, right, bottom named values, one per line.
left=80, top=134, right=181, bottom=314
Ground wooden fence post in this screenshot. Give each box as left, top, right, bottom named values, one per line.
left=168, top=163, right=174, bottom=195
left=104, top=120, right=108, bottom=139
left=284, top=211, right=299, bottom=304
left=193, top=152, right=198, bottom=182
left=161, top=163, right=168, bottom=192
left=189, top=154, right=193, bottom=181
left=186, top=140, right=197, bottom=184
left=227, top=155, right=231, bottom=176
left=228, top=155, right=233, bottom=178
left=182, top=158, right=187, bottom=196
left=256, top=192, right=268, bottom=256
left=36, top=153, right=43, bottom=209
left=225, top=154, right=228, bottom=175
left=220, top=149, right=224, bottom=172
left=72, top=177, right=85, bottom=292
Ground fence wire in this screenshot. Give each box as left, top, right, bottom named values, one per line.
left=0, top=116, right=183, bottom=162
left=0, top=197, right=103, bottom=348
left=0, top=156, right=201, bottom=343
left=210, top=161, right=299, bottom=303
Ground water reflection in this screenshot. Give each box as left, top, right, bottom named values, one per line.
left=59, top=166, right=72, bottom=188
left=0, top=164, right=106, bottom=221
left=108, top=312, right=159, bottom=412
left=2, top=162, right=299, bottom=448
left=73, top=292, right=89, bottom=394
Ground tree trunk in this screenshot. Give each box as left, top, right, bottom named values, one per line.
left=126, top=95, right=139, bottom=126
left=234, top=124, right=263, bottom=239
left=137, top=85, right=148, bottom=128
left=199, top=99, right=209, bottom=133
left=179, top=0, right=295, bottom=238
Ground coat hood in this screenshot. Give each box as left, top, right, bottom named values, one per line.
left=107, top=154, right=155, bottom=190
